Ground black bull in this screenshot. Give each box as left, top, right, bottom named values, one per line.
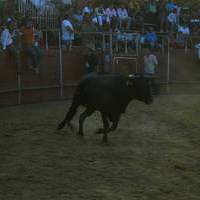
left=57, top=74, right=153, bottom=143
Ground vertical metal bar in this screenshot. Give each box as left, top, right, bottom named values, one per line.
left=136, top=34, right=139, bottom=56
left=109, top=33, right=114, bottom=73
left=185, top=38, right=188, bottom=54
left=167, top=36, right=170, bottom=83
left=45, top=31, right=48, bottom=50
left=125, top=35, right=128, bottom=54
left=109, top=32, right=113, bottom=59
left=59, top=31, right=63, bottom=97
left=135, top=58, right=138, bottom=73
left=16, top=49, right=22, bottom=105
left=102, top=33, right=106, bottom=53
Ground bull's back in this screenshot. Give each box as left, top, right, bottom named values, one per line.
left=77, top=74, right=131, bottom=112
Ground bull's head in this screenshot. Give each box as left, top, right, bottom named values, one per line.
left=127, top=74, right=153, bottom=104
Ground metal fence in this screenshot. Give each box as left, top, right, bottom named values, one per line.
left=1, top=30, right=200, bottom=106
left=17, top=0, right=59, bottom=30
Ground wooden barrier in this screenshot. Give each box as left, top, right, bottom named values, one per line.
left=0, top=47, right=85, bottom=107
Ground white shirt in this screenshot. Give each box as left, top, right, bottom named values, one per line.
left=168, top=12, right=177, bottom=24
left=105, top=8, right=117, bottom=18
left=83, top=6, right=93, bottom=14
left=61, top=19, right=74, bottom=41
left=144, top=54, right=158, bottom=74
left=178, top=26, right=190, bottom=35
left=95, top=7, right=106, bottom=16
left=117, top=8, right=129, bottom=19
left=0, top=28, right=13, bottom=50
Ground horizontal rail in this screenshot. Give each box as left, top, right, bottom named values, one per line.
left=0, top=83, right=78, bottom=95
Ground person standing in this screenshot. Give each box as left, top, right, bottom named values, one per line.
left=0, top=23, right=13, bottom=52
left=61, top=14, right=74, bottom=51
left=143, top=48, right=158, bottom=94
left=20, top=20, right=41, bottom=73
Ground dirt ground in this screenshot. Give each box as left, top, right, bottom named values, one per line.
left=0, top=94, right=200, bottom=200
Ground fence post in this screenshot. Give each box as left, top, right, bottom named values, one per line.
left=59, top=31, right=63, bottom=98
left=16, top=49, right=22, bottom=105
left=109, top=32, right=113, bottom=59
left=45, top=31, right=49, bottom=50
left=136, top=34, right=139, bottom=56
left=185, top=38, right=188, bottom=54
left=102, top=33, right=106, bottom=53
left=167, top=36, right=170, bottom=84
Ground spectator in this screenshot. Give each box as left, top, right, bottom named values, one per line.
left=145, top=27, right=158, bottom=49
left=157, top=0, right=168, bottom=32
left=105, top=5, right=117, bottom=29
left=20, top=20, right=41, bottom=73
left=177, top=24, right=190, bottom=47
left=165, top=0, right=177, bottom=13
left=82, top=3, right=93, bottom=15
left=81, top=13, right=97, bottom=50
left=72, top=9, right=83, bottom=31
left=0, top=23, right=13, bottom=52
left=145, top=0, right=157, bottom=25
left=117, top=5, right=131, bottom=30
left=167, top=9, right=177, bottom=32
left=95, top=4, right=109, bottom=27
left=61, top=14, right=74, bottom=51
left=143, top=48, right=158, bottom=94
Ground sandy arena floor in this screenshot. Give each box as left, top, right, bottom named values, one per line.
left=0, top=94, right=200, bottom=200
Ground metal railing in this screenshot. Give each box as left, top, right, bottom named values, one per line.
left=17, top=0, right=59, bottom=30
left=4, top=30, right=199, bottom=106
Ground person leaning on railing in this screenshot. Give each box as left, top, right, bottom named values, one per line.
left=61, top=14, right=74, bottom=51
left=20, top=20, right=41, bottom=74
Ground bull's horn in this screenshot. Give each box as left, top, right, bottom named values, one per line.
left=128, top=74, right=135, bottom=78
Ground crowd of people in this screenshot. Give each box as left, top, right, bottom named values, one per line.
left=0, top=0, right=200, bottom=75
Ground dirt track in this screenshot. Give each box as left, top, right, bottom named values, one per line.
left=0, top=94, right=200, bottom=200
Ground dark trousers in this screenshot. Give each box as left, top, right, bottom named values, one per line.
left=23, top=45, right=42, bottom=68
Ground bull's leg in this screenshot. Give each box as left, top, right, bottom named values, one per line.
left=79, top=108, right=94, bottom=136
left=101, top=113, right=110, bottom=143
left=57, top=98, right=80, bottom=130
left=109, top=115, right=120, bottom=132
left=95, top=112, right=109, bottom=134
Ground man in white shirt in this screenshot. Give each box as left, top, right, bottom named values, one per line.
left=0, top=23, right=17, bottom=65
left=167, top=10, right=177, bottom=32
left=177, top=25, right=190, bottom=47
left=144, top=49, right=158, bottom=75
left=83, top=3, right=93, bottom=15
left=178, top=25, right=190, bottom=35
left=61, top=15, right=74, bottom=51
left=143, top=48, right=158, bottom=94
left=0, top=24, right=13, bottom=50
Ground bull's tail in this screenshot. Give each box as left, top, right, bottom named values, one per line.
left=57, top=88, right=81, bottom=130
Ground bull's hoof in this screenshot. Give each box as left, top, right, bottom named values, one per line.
left=78, top=131, right=84, bottom=136
left=67, top=122, right=74, bottom=129
left=57, top=122, right=65, bottom=130
left=95, top=128, right=105, bottom=134
left=102, top=135, right=108, bottom=143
